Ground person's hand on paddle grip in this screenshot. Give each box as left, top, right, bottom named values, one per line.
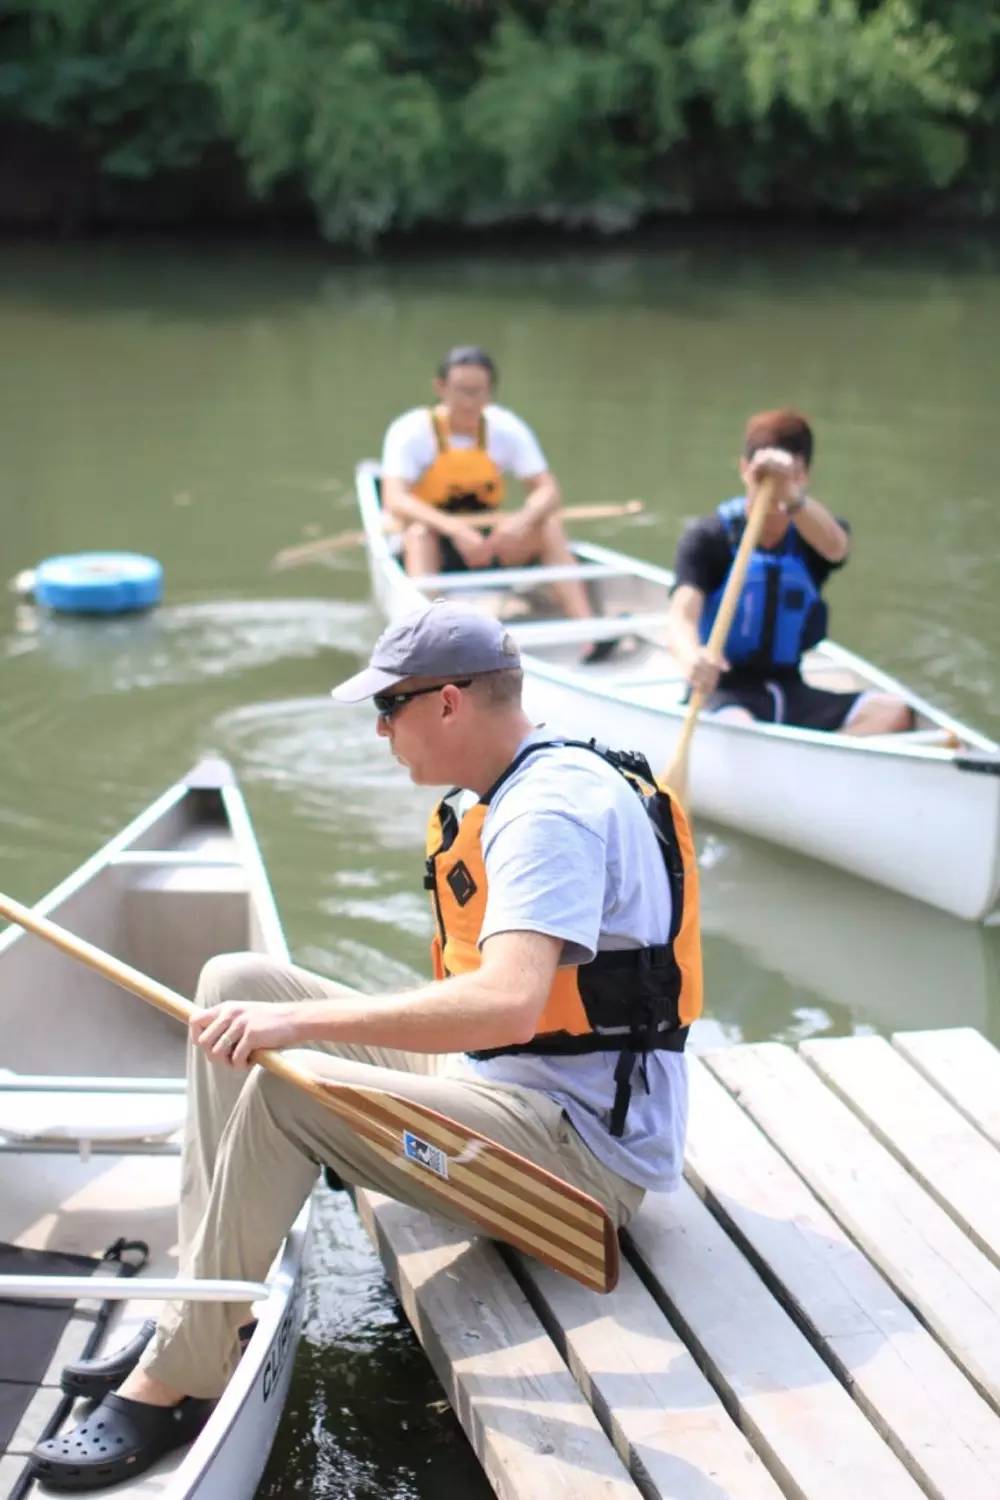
left=746, top=446, right=797, bottom=512
left=190, top=1000, right=303, bottom=1068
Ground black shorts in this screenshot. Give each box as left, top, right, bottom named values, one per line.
left=436, top=504, right=495, bottom=574
left=706, top=675, right=863, bottom=732
left=438, top=535, right=473, bottom=574
left=437, top=533, right=543, bottom=575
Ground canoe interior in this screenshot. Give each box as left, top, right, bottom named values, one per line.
left=511, top=566, right=897, bottom=721
left=0, top=771, right=297, bottom=1499
left=3, top=788, right=252, bottom=1079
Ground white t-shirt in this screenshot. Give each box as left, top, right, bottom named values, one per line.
left=459, top=733, right=690, bottom=1193
left=381, top=404, right=548, bottom=485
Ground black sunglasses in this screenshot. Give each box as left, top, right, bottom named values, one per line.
left=373, top=679, right=472, bottom=721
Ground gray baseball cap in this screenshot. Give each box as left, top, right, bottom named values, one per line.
left=330, top=601, right=521, bottom=703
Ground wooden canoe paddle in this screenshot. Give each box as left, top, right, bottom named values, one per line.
left=270, top=499, right=645, bottom=570
left=0, top=891, right=618, bottom=1294
left=662, top=468, right=783, bottom=807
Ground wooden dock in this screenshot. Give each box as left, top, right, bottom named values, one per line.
left=355, top=1026, right=1000, bottom=1500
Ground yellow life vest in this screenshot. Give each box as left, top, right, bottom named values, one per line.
left=411, top=409, right=505, bottom=513
left=424, top=740, right=703, bottom=1136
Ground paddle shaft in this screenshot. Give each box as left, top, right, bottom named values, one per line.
left=0, top=892, right=617, bottom=1292
left=271, top=499, right=644, bottom=569
left=662, top=478, right=777, bottom=800
left=0, top=890, right=332, bottom=1110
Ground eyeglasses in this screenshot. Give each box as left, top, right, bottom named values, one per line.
left=373, top=680, right=472, bottom=721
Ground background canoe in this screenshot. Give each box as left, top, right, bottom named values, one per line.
left=355, top=460, right=1000, bottom=922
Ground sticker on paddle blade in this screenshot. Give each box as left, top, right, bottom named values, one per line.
left=403, top=1130, right=449, bottom=1180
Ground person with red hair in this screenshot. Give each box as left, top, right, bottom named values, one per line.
left=666, top=409, right=911, bottom=733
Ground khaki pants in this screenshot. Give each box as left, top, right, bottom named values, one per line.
left=142, top=952, right=645, bottom=1397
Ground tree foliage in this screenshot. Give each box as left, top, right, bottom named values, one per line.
left=0, top=0, right=996, bottom=241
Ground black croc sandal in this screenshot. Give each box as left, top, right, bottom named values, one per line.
left=60, top=1318, right=257, bottom=1401
left=30, top=1393, right=213, bottom=1493
left=61, top=1318, right=157, bottom=1399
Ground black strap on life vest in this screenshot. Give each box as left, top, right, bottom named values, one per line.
left=435, top=738, right=689, bottom=1136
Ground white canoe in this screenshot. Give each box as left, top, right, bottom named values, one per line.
left=0, top=760, right=311, bottom=1499
left=356, top=460, right=1000, bottom=922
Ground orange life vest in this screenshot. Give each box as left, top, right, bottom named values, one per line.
left=411, top=409, right=505, bottom=513
left=424, top=740, right=703, bottom=1136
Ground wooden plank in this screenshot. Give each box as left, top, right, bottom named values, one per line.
left=624, top=1181, right=926, bottom=1500
left=519, top=1255, right=786, bottom=1500
left=892, top=1028, right=1000, bottom=1149
left=704, top=1043, right=1000, bottom=1414
left=685, top=1057, right=1000, bottom=1500
left=354, top=1191, right=638, bottom=1500
left=802, top=1035, right=1000, bottom=1268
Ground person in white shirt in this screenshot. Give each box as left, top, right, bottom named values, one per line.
left=381, top=346, right=599, bottom=643
left=36, top=605, right=701, bottom=1493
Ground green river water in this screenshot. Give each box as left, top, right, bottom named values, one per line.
left=1, top=231, right=998, bottom=1497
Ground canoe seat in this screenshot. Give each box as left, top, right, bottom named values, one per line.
left=411, top=561, right=633, bottom=591
left=0, top=1072, right=186, bottom=1159
left=509, top=612, right=672, bottom=649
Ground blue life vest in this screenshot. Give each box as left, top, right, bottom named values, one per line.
left=698, top=498, right=827, bottom=671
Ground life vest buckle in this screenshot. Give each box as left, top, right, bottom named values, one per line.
left=603, top=745, right=657, bottom=785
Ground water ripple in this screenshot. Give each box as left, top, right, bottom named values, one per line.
left=5, top=599, right=372, bottom=693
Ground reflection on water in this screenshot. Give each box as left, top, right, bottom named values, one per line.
left=7, top=598, right=369, bottom=689
left=0, top=598, right=379, bottom=898
left=697, top=828, right=999, bottom=1047
left=216, top=696, right=432, bottom=990
left=1, top=235, right=998, bottom=1497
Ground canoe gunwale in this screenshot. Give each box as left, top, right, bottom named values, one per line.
left=522, top=649, right=995, bottom=766
left=169, top=1204, right=311, bottom=1499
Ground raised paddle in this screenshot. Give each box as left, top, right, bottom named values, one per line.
left=269, top=499, right=645, bottom=570
left=0, top=892, right=618, bottom=1294
left=662, top=457, right=790, bottom=807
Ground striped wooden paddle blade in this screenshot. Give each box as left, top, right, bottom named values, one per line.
left=316, top=1081, right=620, bottom=1293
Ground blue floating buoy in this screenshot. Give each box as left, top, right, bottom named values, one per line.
left=33, top=552, right=163, bottom=615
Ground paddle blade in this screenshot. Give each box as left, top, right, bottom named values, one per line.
left=312, top=1079, right=619, bottom=1294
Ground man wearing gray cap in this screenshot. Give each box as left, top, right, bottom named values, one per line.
left=40, top=602, right=701, bottom=1490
